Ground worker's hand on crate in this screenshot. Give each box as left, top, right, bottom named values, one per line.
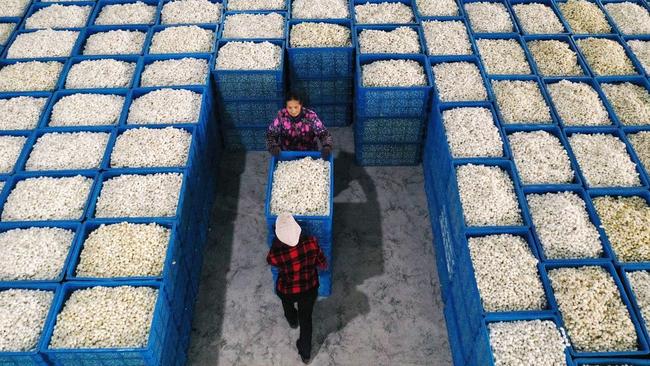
left=321, top=146, right=331, bottom=160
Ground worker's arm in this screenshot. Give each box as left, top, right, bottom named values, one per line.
left=314, top=241, right=328, bottom=271
left=266, top=113, right=283, bottom=155
left=312, top=115, right=333, bottom=150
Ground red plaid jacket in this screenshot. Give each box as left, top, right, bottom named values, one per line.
left=267, top=236, right=328, bottom=295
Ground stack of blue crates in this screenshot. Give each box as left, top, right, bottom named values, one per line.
left=0, top=1, right=221, bottom=365
left=286, top=19, right=355, bottom=128
left=265, top=151, right=334, bottom=297
left=420, top=0, right=650, bottom=363
left=215, top=10, right=287, bottom=151
left=353, top=3, right=433, bottom=166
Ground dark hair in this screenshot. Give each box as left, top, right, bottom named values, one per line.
left=285, top=91, right=303, bottom=105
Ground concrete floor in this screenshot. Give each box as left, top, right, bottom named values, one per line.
left=187, top=128, right=452, bottom=366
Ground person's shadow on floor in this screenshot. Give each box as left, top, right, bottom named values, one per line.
left=309, top=150, right=385, bottom=360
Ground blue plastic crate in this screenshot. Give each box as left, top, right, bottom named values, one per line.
left=432, top=102, right=510, bottom=162
left=623, top=35, right=650, bottom=77
left=620, top=263, right=650, bottom=351
left=541, top=261, right=650, bottom=358
left=0, top=58, right=68, bottom=92
left=0, top=283, right=61, bottom=366
left=124, top=86, right=209, bottom=126
left=624, top=126, right=650, bottom=182
left=158, top=0, right=225, bottom=25
left=487, top=74, right=558, bottom=127
left=352, top=0, right=417, bottom=25
left=543, top=77, right=620, bottom=128
left=508, top=0, right=571, bottom=35
left=521, top=34, right=592, bottom=77
left=503, top=124, right=583, bottom=188
left=1, top=28, right=86, bottom=60
left=420, top=17, right=477, bottom=58
left=355, top=24, right=426, bottom=55
left=564, top=127, right=650, bottom=189
left=17, top=127, right=114, bottom=174
left=75, top=25, right=151, bottom=56
left=21, top=1, right=95, bottom=30
left=59, top=55, right=143, bottom=90
left=468, top=313, right=575, bottom=366
left=414, top=0, right=464, bottom=19
left=573, top=34, right=646, bottom=77
left=39, top=88, right=129, bottom=129
left=219, top=10, right=287, bottom=40
left=600, top=0, right=650, bottom=36
left=289, top=77, right=354, bottom=105
left=449, top=159, right=533, bottom=232
left=473, top=34, right=536, bottom=76
left=86, top=168, right=188, bottom=221
left=430, top=56, right=493, bottom=105
left=460, top=0, right=520, bottom=35
left=442, top=295, right=469, bottom=366
left=354, top=140, right=422, bottom=166
left=226, top=0, right=288, bottom=11
left=286, top=19, right=354, bottom=78
left=356, top=54, right=433, bottom=118
left=265, top=151, right=334, bottom=246
left=588, top=189, right=650, bottom=266
left=0, top=130, right=34, bottom=178
left=452, top=229, right=556, bottom=363
left=137, top=53, right=214, bottom=88
left=310, top=102, right=352, bottom=127
left=0, top=171, right=98, bottom=224
left=574, top=359, right=650, bottom=365
left=146, top=23, right=219, bottom=55
left=213, top=39, right=285, bottom=101
left=90, top=0, right=162, bottom=26
left=354, top=114, right=426, bottom=143
left=223, top=126, right=268, bottom=151
left=220, top=99, right=284, bottom=128
left=41, top=281, right=176, bottom=366
left=521, top=186, right=613, bottom=262
left=104, top=125, right=198, bottom=170
left=595, top=76, right=650, bottom=127
left=0, top=222, right=79, bottom=286
left=65, top=220, right=186, bottom=307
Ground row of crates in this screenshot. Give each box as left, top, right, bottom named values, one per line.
left=0, top=0, right=223, bottom=364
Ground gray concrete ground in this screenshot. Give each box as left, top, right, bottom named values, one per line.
left=187, top=128, right=451, bottom=366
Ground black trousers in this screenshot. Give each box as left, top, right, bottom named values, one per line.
left=276, top=287, right=318, bottom=357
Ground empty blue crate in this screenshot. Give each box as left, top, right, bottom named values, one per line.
left=286, top=19, right=354, bottom=79
left=290, top=77, right=353, bottom=105
left=355, top=141, right=422, bottom=166
left=0, top=283, right=61, bottom=366
left=220, top=99, right=284, bottom=127
left=354, top=114, right=426, bottom=143
left=356, top=54, right=433, bottom=118
left=223, top=127, right=268, bottom=151
left=213, top=39, right=285, bottom=101
left=265, top=151, right=334, bottom=246
left=310, top=103, right=352, bottom=127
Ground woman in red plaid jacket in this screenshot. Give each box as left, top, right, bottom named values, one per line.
left=267, top=213, right=328, bottom=364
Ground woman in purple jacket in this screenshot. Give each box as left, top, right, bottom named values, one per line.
left=266, top=93, right=333, bottom=159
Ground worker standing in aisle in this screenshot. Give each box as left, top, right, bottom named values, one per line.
left=266, top=93, right=333, bottom=158
left=267, top=213, right=328, bottom=364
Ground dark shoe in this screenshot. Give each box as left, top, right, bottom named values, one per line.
left=288, top=317, right=298, bottom=329
left=296, top=340, right=310, bottom=364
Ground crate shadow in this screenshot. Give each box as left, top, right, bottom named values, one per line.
left=186, top=150, right=246, bottom=365
left=309, top=150, right=385, bottom=359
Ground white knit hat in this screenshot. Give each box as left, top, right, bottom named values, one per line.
left=276, top=213, right=301, bottom=247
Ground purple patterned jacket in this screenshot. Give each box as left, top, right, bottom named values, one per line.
left=266, top=108, right=333, bottom=152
